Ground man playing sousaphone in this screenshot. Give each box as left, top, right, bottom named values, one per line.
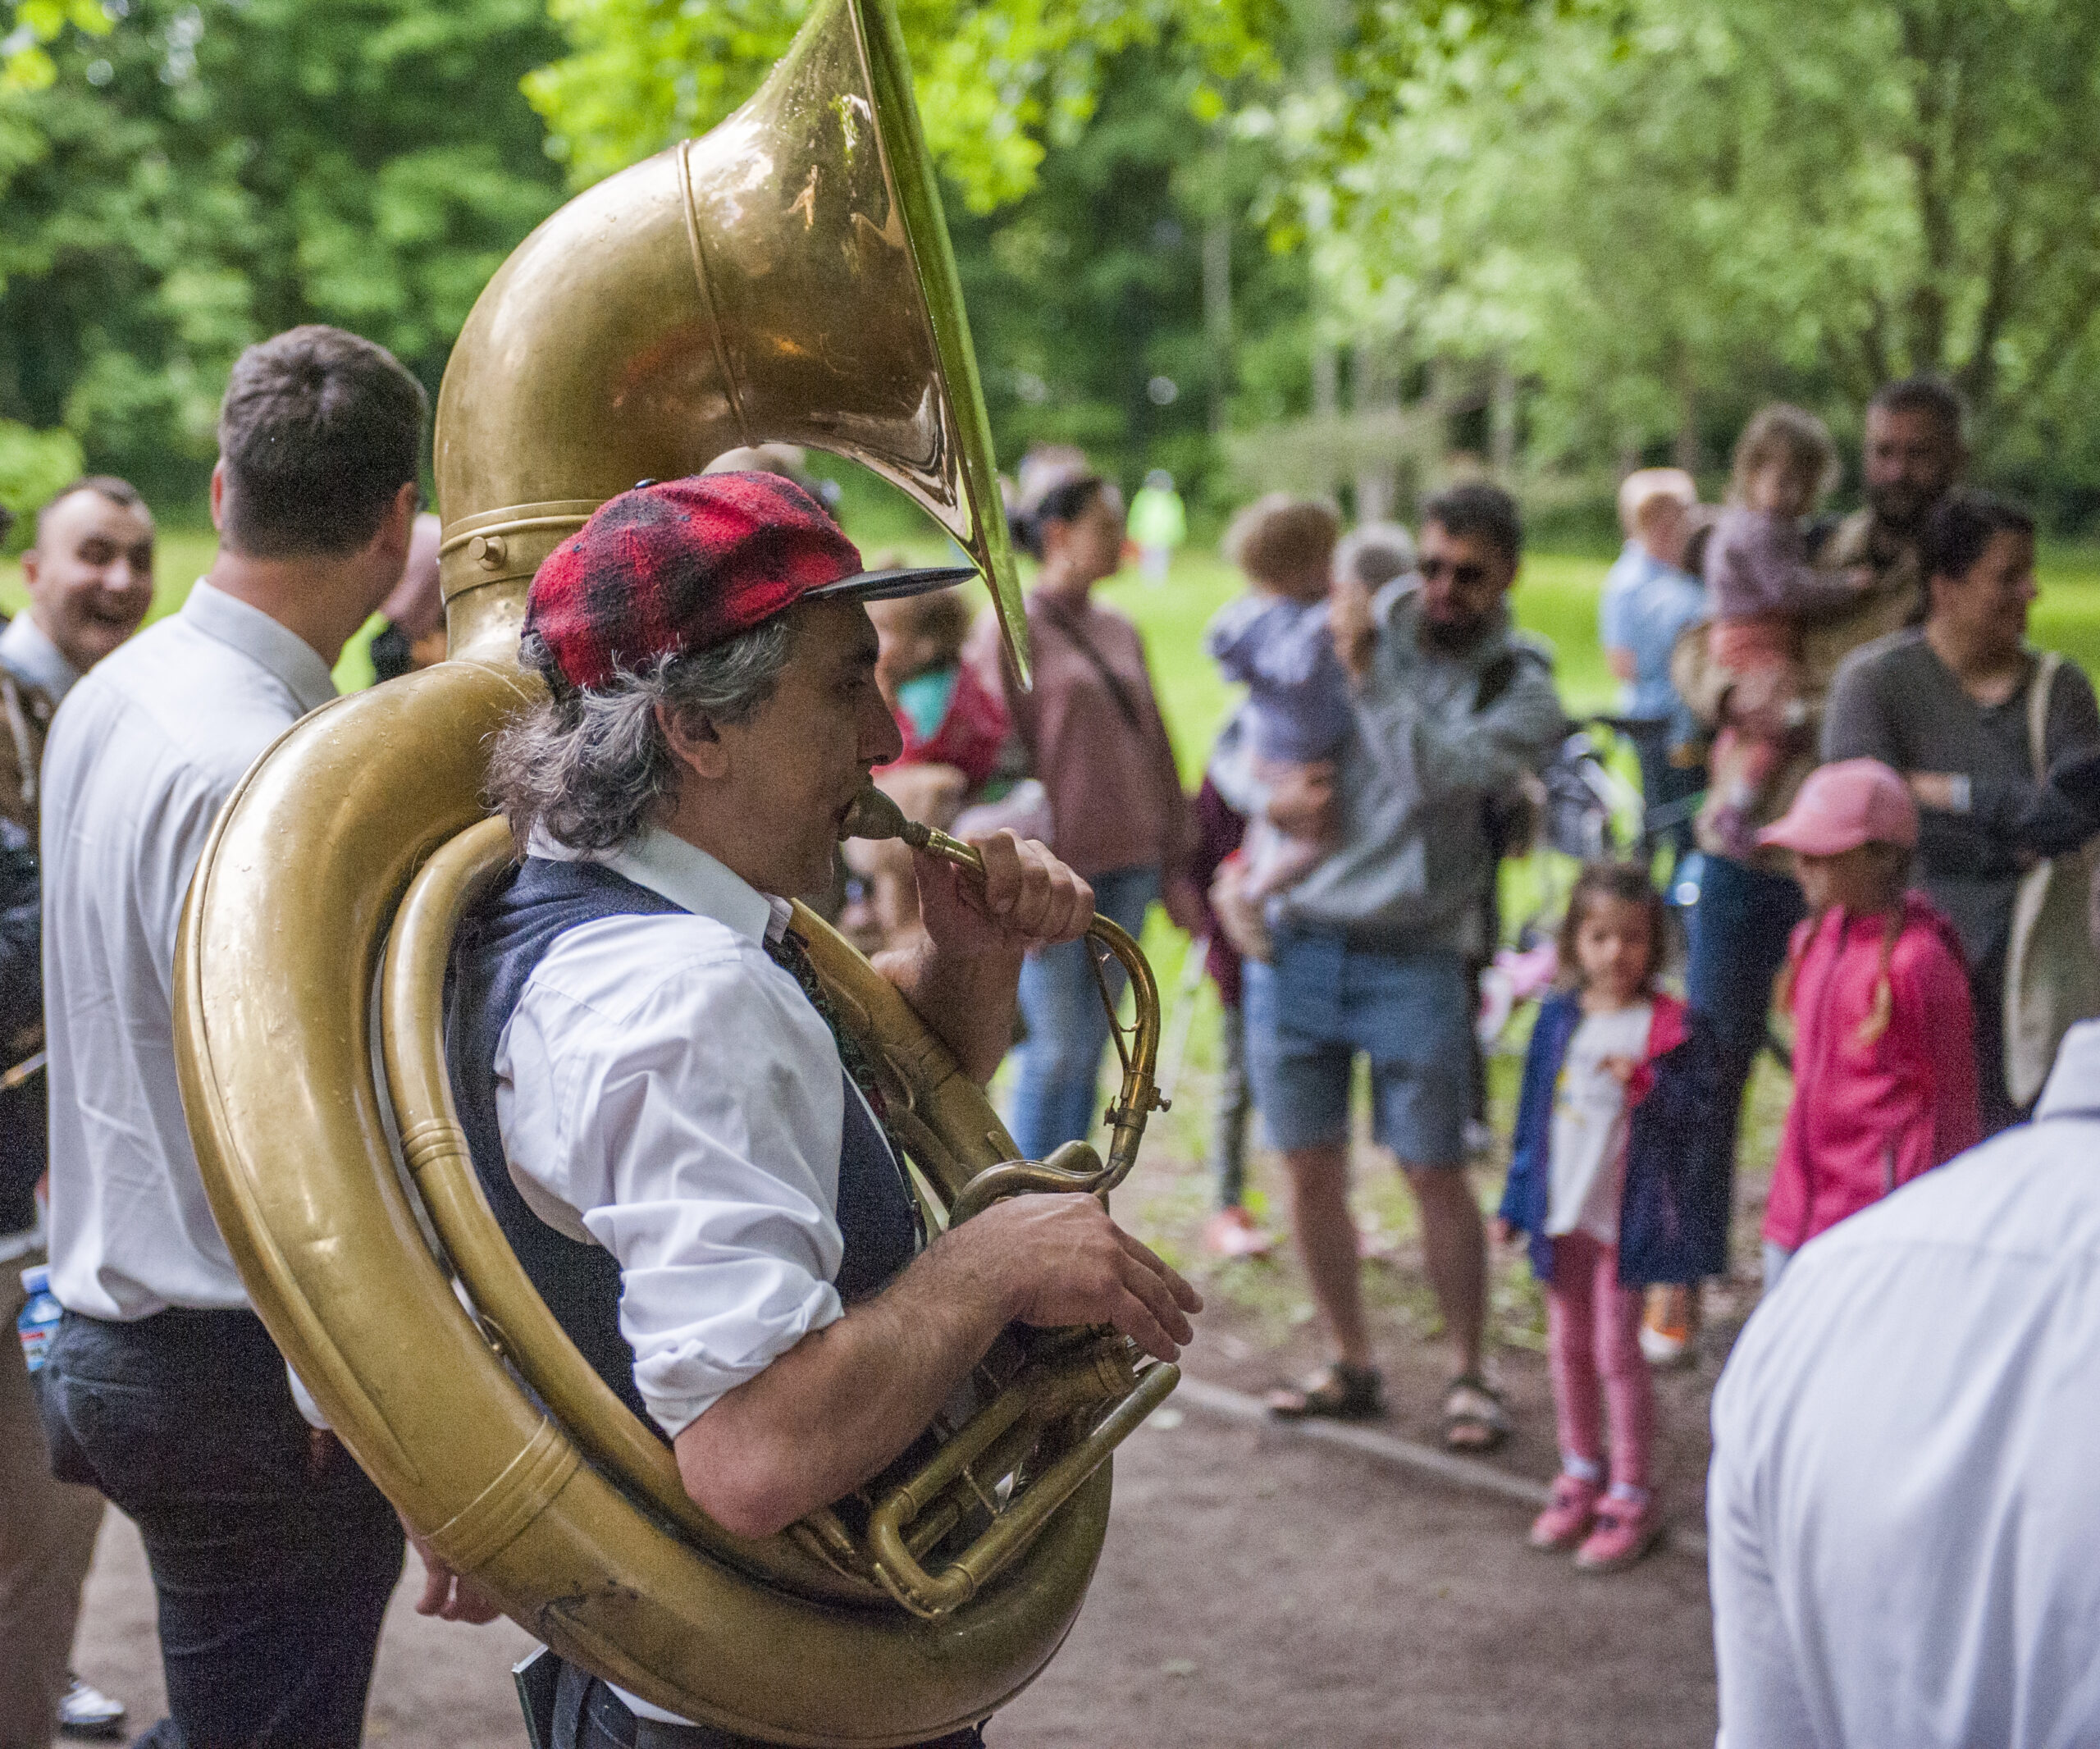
left=453, top=472, right=1200, bottom=1747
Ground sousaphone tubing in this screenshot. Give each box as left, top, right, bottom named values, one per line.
left=171, top=2, right=1173, bottom=1740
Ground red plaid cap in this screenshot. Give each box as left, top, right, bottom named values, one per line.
left=524, top=472, right=974, bottom=692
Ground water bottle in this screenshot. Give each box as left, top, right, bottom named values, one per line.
left=17, top=1264, right=60, bottom=1374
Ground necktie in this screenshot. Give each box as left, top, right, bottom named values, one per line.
left=765, top=925, right=924, bottom=1245
left=765, top=925, right=896, bottom=1127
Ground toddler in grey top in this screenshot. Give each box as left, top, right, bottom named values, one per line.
left=1204, top=499, right=1411, bottom=957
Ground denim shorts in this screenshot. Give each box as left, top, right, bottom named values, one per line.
left=1242, top=929, right=1474, bottom=1167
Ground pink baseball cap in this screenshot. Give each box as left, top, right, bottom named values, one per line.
left=1756, top=758, right=1918, bottom=856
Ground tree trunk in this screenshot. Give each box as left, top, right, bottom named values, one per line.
left=1353, top=341, right=1399, bottom=522
left=1672, top=352, right=1699, bottom=475
left=1489, top=355, right=1518, bottom=476
left=1203, top=210, right=1232, bottom=438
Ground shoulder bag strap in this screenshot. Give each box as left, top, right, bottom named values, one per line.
left=2028, top=651, right=2063, bottom=783
left=1037, top=600, right=1143, bottom=731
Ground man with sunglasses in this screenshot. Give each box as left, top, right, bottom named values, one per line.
left=1255, top=482, right=1563, bottom=1450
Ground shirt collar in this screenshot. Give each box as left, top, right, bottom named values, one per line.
left=179, top=581, right=337, bottom=715
left=531, top=820, right=788, bottom=945
left=0, top=611, right=81, bottom=701
left=2034, top=1021, right=2100, bottom=1123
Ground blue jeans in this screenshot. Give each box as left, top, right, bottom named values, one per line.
left=1009, top=865, right=1159, bottom=1162
left=1684, top=853, right=1804, bottom=1275
left=39, top=1308, right=403, bottom=1749
left=541, top=1660, right=985, bottom=1748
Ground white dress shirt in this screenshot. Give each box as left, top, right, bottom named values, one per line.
left=1708, top=1020, right=2100, bottom=1749
left=0, top=610, right=81, bottom=701
left=43, top=582, right=336, bottom=1319
left=498, top=824, right=891, bottom=1442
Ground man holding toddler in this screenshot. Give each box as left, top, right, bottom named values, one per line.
left=1243, top=482, right=1563, bottom=1447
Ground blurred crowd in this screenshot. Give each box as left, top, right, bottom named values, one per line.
left=6, top=340, right=2100, bottom=1748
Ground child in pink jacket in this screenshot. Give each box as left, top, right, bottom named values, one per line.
left=1755, top=759, right=1982, bottom=1289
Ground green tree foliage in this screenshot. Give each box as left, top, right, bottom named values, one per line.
left=952, top=42, right=1316, bottom=504
left=1322, top=0, right=2100, bottom=512
left=523, top=0, right=1277, bottom=211
left=0, top=0, right=564, bottom=510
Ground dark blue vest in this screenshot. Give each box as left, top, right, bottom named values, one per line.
left=445, top=856, right=920, bottom=1435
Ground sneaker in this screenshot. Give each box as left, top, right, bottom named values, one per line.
left=1574, top=1496, right=1664, bottom=1572
left=58, top=1674, right=126, bottom=1739
left=1203, top=1204, right=1273, bottom=1258
left=1527, top=1473, right=1601, bottom=1550
left=1640, top=1284, right=1697, bottom=1368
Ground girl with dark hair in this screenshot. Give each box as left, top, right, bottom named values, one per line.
left=968, top=467, right=1203, bottom=1161
left=1496, top=861, right=1719, bottom=1571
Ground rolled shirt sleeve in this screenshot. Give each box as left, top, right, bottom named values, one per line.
left=495, top=913, right=850, bottom=1439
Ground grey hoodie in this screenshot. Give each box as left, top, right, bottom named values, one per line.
left=1276, top=584, right=1564, bottom=954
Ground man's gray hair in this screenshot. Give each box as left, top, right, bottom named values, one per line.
left=488, top=616, right=796, bottom=852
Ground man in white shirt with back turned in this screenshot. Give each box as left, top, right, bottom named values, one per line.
left=1709, top=1017, right=2100, bottom=1747
left=460, top=473, right=1200, bottom=1747
left=36, top=325, right=491, bottom=1749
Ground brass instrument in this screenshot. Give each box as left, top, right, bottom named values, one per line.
left=171, top=0, right=1176, bottom=1741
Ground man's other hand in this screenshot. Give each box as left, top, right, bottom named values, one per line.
left=961, top=1192, right=1202, bottom=1363
left=402, top=1519, right=505, bottom=1624
left=915, top=830, right=1093, bottom=955
left=1162, top=873, right=1208, bottom=935
left=1265, top=761, right=1337, bottom=838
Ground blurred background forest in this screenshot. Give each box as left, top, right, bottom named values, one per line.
left=5, top=0, right=2100, bottom=545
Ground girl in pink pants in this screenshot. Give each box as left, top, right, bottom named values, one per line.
left=1497, top=863, right=1721, bottom=1571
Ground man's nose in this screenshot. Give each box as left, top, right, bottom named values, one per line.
left=864, top=694, right=904, bottom=764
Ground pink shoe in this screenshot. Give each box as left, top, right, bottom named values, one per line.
left=1203, top=1205, right=1274, bottom=1258
left=1527, top=1473, right=1601, bottom=1550
left=1573, top=1495, right=1664, bottom=1572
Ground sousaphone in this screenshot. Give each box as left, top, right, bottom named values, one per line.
left=171, top=2, right=1175, bottom=1741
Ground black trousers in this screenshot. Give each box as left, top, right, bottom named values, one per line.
left=544, top=1660, right=987, bottom=1749
left=39, top=1308, right=404, bottom=1749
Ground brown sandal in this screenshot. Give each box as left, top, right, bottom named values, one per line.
left=1441, top=1373, right=1510, bottom=1453
left=1266, top=1361, right=1386, bottom=1420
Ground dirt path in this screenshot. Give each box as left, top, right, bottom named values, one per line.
left=72, top=1389, right=1714, bottom=1748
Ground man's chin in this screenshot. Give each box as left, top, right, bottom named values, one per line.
left=1419, top=614, right=1486, bottom=653
left=1865, top=490, right=1931, bottom=532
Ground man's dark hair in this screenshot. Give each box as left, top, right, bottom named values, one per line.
left=1421, top=481, right=1523, bottom=568
left=1869, top=376, right=1967, bottom=445
left=1921, top=490, right=2034, bottom=585
left=217, top=326, right=427, bottom=559
left=34, top=475, right=147, bottom=546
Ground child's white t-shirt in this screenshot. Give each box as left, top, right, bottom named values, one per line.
left=1545, top=1002, right=1653, bottom=1245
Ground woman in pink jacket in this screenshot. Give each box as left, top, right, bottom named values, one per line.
left=1755, top=759, right=1982, bottom=1288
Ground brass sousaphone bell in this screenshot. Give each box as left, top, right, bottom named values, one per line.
left=171, top=1, right=1176, bottom=1742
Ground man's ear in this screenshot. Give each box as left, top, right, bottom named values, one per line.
left=368, top=481, right=418, bottom=569
left=657, top=700, right=731, bottom=781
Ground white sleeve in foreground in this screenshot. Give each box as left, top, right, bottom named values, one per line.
left=501, top=920, right=850, bottom=1440
left=1708, top=1354, right=1822, bottom=1749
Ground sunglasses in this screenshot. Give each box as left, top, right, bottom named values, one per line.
left=1418, top=555, right=1491, bottom=589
